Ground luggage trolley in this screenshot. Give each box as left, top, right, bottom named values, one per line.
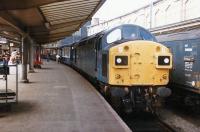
left=0, top=61, right=18, bottom=109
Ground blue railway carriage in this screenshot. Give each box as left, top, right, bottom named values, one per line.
left=156, top=29, right=200, bottom=108
left=60, top=44, right=73, bottom=65
left=61, top=24, right=172, bottom=112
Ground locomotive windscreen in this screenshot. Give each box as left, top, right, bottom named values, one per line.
left=122, top=25, right=156, bottom=41
left=106, top=25, right=157, bottom=45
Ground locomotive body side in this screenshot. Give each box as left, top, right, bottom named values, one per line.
left=73, top=40, right=97, bottom=77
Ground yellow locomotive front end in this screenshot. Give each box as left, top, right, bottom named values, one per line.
left=107, top=40, right=172, bottom=112
left=97, top=24, right=172, bottom=112
left=109, top=40, right=172, bottom=86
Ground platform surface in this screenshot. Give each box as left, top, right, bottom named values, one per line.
left=0, top=61, right=131, bottom=132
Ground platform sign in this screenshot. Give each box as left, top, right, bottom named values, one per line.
left=10, top=43, right=14, bottom=47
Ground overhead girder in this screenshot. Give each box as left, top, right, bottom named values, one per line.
left=37, top=37, right=66, bottom=44
left=41, top=3, right=97, bottom=14
left=0, top=12, right=25, bottom=35
left=0, top=0, right=69, bottom=10
left=0, top=24, right=20, bottom=33
left=41, top=0, right=98, bottom=10
left=28, top=19, right=84, bottom=36
left=31, top=30, right=76, bottom=39
left=0, top=32, right=21, bottom=44
left=0, top=0, right=106, bottom=44
left=0, top=24, right=21, bottom=41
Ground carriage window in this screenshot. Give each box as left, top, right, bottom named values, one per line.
left=106, top=29, right=122, bottom=44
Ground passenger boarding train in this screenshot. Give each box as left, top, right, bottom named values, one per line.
left=60, top=24, right=172, bottom=112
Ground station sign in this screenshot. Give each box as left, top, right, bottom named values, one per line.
left=10, top=43, right=14, bottom=47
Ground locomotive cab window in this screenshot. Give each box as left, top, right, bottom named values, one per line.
left=106, top=29, right=122, bottom=44
left=140, top=28, right=157, bottom=41
left=122, top=26, right=138, bottom=40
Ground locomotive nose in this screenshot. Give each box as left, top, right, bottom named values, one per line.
left=108, top=40, right=172, bottom=86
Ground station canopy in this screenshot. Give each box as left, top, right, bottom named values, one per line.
left=0, top=0, right=105, bottom=44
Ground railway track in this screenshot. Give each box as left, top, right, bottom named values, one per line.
left=120, top=112, right=176, bottom=132
left=68, top=64, right=176, bottom=132
left=94, top=84, right=176, bottom=132
left=156, top=114, right=176, bottom=132
left=62, top=63, right=199, bottom=132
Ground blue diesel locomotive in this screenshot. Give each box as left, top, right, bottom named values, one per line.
left=61, top=24, right=172, bottom=112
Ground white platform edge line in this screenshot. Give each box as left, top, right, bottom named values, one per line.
left=92, top=87, right=132, bottom=132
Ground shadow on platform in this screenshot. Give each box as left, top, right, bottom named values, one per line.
left=0, top=101, right=37, bottom=117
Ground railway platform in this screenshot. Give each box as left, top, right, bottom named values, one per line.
left=0, top=61, right=131, bottom=132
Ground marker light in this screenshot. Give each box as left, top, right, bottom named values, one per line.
left=115, top=56, right=128, bottom=66
left=164, top=58, right=169, bottom=64
left=116, top=58, right=122, bottom=64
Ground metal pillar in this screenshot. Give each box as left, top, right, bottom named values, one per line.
left=150, top=0, right=153, bottom=29
left=20, top=36, right=29, bottom=83
left=181, top=0, right=184, bottom=21
left=29, top=39, right=35, bottom=73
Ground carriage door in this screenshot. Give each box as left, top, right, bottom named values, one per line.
left=95, top=37, right=102, bottom=79
left=70, top=47, right=73, bottom=62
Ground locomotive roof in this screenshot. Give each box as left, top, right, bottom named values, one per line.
left=61, top=24, right=154, bottom=47
left=79, top=24, right=149, bottom=42
left=156, top=28, right=200, bottom=42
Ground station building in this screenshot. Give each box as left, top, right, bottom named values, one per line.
left=87, top=0, right=200, bottom=36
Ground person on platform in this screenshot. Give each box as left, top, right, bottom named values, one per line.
left=46, top=52, right=50, bottom=62
left=56, top=54, right=60, bottom=63
left=8, top=50, right=17, bottom=65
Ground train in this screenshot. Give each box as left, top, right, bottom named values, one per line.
left=156, top=29, right=200, bottom=110
left=59, top=24, right=173, bottom=113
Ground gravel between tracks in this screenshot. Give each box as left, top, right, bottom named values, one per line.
left=158, top=109, right=200, bottom=132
